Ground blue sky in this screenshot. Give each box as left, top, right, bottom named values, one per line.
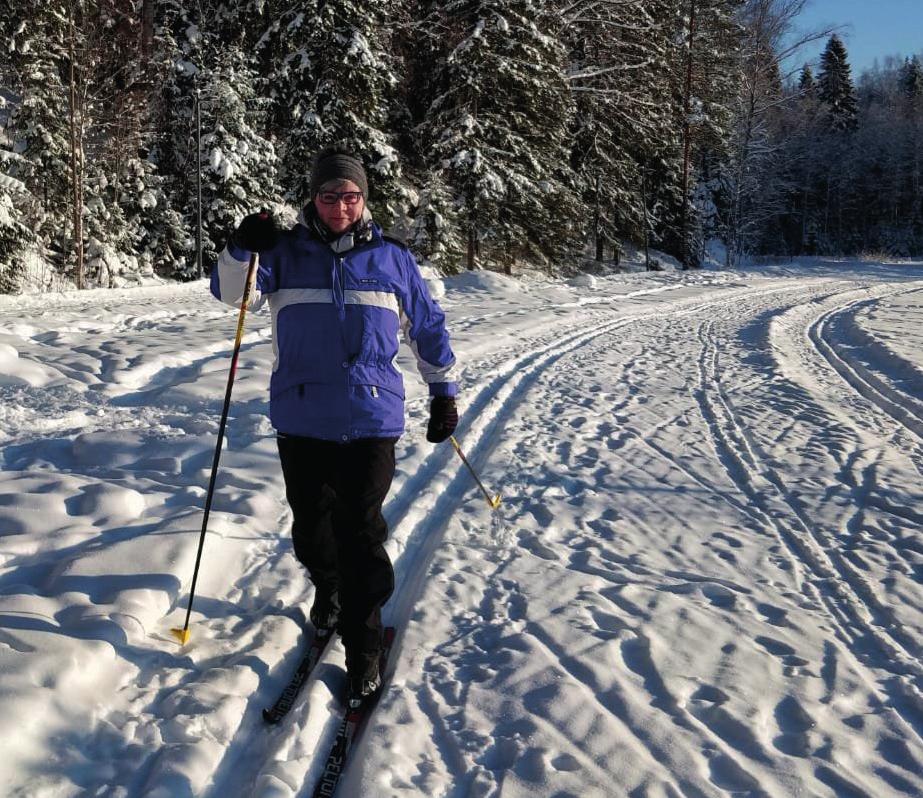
left=786, top=0, right=922, bottom=76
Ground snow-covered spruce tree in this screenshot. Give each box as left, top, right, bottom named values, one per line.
left=152, top=1, right=278, bottom=278
left=0, top=164, right=32, bottom=294
left=198, top=54, right=278, bottom=271
left=818, top=35, right=858, bottom=133
left=419, top=0, right=580, bottom=272
left=260, top=0, right=403, bottom=222
left=79, top=0, right=162, bottom=287
left=799, top=64, right=816, bottom=94
left=147, top=8, right=198, bottom=278
left=3, top=6, right=74, bottom=275
left=393, top=2, right=468, bottom=270
left=779, top=64, right=825, bottom=254
left=770, top=56, right=923, bottom=257
left=812, top=35, right=859, bottom=251
left=900, top=56, right=923, bottom=250
left=407, top=174, right=466, bottom=272
left=902, top=55, right=923, bottom=100
left=2, top=1, right=160, bottom=288
left=561, top=0, right=676, bottom=262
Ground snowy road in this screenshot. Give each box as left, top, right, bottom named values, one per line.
left=0, top=262, right=921, bottom=797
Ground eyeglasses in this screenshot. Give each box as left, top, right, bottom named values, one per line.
left=317, top=191, right=364, bottom=205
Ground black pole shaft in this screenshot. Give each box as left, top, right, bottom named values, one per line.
left=179, top=253, right=259, bottom=634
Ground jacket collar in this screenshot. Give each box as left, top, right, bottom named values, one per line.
left=296, top=205, right=376, bottom=253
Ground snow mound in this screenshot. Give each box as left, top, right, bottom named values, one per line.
left=0, top=341, right=63, bottom=387
left=567, top=274, right=597, bottom=289
left=445, top=270, right=523, bottom=295
left=425, top=277, right=446, bottom=300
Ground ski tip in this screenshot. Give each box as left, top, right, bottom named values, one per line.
left=170, top=627, right=191, bottom=645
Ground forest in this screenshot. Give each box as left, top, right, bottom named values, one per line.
left=0, top=0, right=920, bottom=293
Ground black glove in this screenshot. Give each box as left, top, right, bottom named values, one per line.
left=426, top=396, right=458, bottom=443
left=232, top=211, right=279, bottom=252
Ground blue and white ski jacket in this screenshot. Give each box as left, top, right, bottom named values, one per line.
left=210, top=218, right=458, bottom=442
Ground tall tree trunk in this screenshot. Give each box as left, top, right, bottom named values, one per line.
left=195, top=85, right=204, bottom=280
left=594, top=171, right=603, bottom=261
left=142, top=0, right=155, bottom=62
left=68, top=6, right=85, bottom=289
left=641, top=167, right=651, bottom=271
left=680, top=0, right=697, bottom=270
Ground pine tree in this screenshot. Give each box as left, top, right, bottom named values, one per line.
left=901, top=56, right=923, bottom=106
left=799, top=64, right=816, bottom=95
left=783, top=62, right=825, bottom=255
left=420, top=0, right=580, bottom=272
left=647, top=0, right=744, bottom=266
left=0, top=162, right=32, bottom=293
left=818, top=35, right=858, bottom=133
left=262, top=0, right=403, bottom=222
left=4, top=6, right=74, bottom=269
left=899, top=55, right=922, bottom=249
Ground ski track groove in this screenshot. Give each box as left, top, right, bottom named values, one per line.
left=809, top=289, right=923, bottom=442
left=694, top=295, right=923, bottom=748
left=770, top=284, right=923, bottom=593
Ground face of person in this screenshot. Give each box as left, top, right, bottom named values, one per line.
left=313, top=179, right=365, bottom=234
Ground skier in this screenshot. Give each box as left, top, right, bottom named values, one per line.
left=210, top=147, right=459, bottom=701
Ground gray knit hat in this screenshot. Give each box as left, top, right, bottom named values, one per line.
left=309, top=148, right=368, bottom=197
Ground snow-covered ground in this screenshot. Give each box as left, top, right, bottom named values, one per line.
left=0, top=259, right=922, bottom=797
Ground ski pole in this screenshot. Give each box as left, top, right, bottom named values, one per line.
left=449, top=435, right=501, bottom=511
left=171, top=252, right=259, bottom=645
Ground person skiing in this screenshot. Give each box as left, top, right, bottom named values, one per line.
left=210, top=147, right=459, bottom=701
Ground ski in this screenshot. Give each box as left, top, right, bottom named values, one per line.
left=310, top=626, right=397, bottom=798
left=263, top=628, right=335, bottom=724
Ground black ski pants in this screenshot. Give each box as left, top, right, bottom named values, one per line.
left=277, top=434, right=396, bottom=677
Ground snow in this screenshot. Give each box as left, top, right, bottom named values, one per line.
left=0, top=260, right=922, bottom=796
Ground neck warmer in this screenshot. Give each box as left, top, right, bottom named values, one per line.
left=300, top=205, right=374, bottom=253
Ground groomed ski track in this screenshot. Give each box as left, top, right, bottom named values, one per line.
left=0, top=264, right=922, bottom=797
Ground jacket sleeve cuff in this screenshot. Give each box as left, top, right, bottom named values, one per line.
left=429, top=382, right=457, bottom=398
